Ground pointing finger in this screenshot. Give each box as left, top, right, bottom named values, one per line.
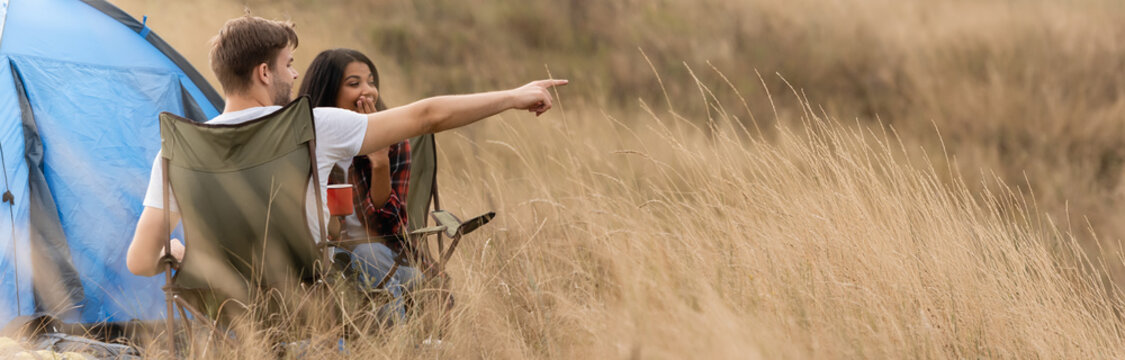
left=536, top=79, right=569, bottom=89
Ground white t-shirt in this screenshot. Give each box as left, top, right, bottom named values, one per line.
left=142, top=106, right=368, bottom=243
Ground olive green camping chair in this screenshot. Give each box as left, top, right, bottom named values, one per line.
left=157, top=97, right=327, bottom=354
left=156, top=97, right=493, bottom=354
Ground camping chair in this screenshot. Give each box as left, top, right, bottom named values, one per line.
left=156, top=97, right=492, bottom=354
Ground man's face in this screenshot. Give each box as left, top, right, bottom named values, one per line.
left=269, top=46, right=298, bottom=106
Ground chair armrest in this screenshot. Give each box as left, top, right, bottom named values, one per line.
left=323, top=235, right=399, bottom=248
left=408, top=226, right=448, bottom=237
left=456, top=212, right=495, bottom=236
left=430, top=210, right=463, bottom=238
left=326, top=210, right=496, bottom=254
left=430, top=210, right=496, bottom=238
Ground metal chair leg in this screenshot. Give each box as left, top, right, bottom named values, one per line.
left=176, top=301, right=193, bottom=355
left=162, top=269, right=176, bottom=357
left=374, top=262, right=400, bottom=290
left=173, top=296, right=235, bottom=350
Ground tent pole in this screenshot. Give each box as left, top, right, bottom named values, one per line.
left=1, top=0, right=20, bottom=317
left=0, top=0, right=10, bottom=47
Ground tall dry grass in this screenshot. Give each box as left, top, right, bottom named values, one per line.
left=418, top=77, right=1125, bottom=358
left=105, top=0, right=1125, bottom=357
left=113, top=0, right=1125, bottom=280
left=134, top=74, right=1125, bottom=358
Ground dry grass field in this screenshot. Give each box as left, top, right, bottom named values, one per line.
left=104, top=0, right=1125, bottom=358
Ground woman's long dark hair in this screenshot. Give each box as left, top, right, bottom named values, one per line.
left=298, top=48, right=387, bottom=111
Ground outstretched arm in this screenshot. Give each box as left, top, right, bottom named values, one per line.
left=356, top=79, right=567, bottom=155
left=127, top=206, right=183, bottom=277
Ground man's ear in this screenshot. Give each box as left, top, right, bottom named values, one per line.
left=255, top=63, right=271, bottom=86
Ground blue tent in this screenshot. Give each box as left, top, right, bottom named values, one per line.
left=0, top=0, right=223, bottom=325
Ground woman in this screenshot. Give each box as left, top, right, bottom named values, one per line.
left=298, top=48, right=418, bottom=320
left=300, top=49, right=411, bottom=242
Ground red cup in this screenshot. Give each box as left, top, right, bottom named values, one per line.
left=326, top=184, right=354, bottom=216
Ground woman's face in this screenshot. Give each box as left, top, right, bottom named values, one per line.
left=334, top=61, right=379, bottom=113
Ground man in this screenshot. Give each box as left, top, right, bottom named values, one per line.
left=125, top=15, right=565, bottom=277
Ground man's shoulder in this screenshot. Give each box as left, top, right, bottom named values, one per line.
left=206, top=106, right=283, bottom=125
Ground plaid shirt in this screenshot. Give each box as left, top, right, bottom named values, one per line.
left=348, top=139, right=411, bottom=246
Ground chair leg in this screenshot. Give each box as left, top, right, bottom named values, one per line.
left=436, top=233, right=445, bottom=277
left=163, top=272, right=176, bottom=357
left=173, top=296, right=235, bottom=350
left=374, top=262, right=400, bottom=290
left=164, top=303, right=176, bottom=357
left=176, top=299, right=194, bottom=354
left=440, top=233, right=464, bottom=266
left=416, top=236, right=432, bottom=265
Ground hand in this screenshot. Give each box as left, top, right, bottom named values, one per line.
left=163, top=238, right=185, bottom=262
left=365, top=147, right=394, bottom=205
left=366, top=147, right=391, bottom=169
left=510, top=79, right=568, bottom=116
left=355, top=96, right=377, bottom=114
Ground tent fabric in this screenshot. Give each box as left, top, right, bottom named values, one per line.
left=77, top=0, right=223, bottom=112
left=0, top=55, right=33, bottom=327
left=0, top=0, right=223, bottom=324
left=11, top=62, right=85, bottom=319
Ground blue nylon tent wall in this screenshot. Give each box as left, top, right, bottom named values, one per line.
left=0, top=0, right=223, bottom=324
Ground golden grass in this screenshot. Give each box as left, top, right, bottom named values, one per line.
left=104, top=0, right=1125, bottom=357
left=129, top=78, right=1125, bottom=358
left=421, top=82, right=1125, bottom=358
left=111, top=0, right=1125, bottom=267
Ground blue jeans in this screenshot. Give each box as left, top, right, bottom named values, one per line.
left=336, top=242, right=419, bottom=323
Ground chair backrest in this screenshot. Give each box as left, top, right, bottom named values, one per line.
left=158, top=98, right=324, bottom=301
left=406, top=133, right=437, bottom=230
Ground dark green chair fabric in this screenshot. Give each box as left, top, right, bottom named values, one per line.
left=158, top=97, right=326, bottom=320
left=406, top=133, right=436, bottom=232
